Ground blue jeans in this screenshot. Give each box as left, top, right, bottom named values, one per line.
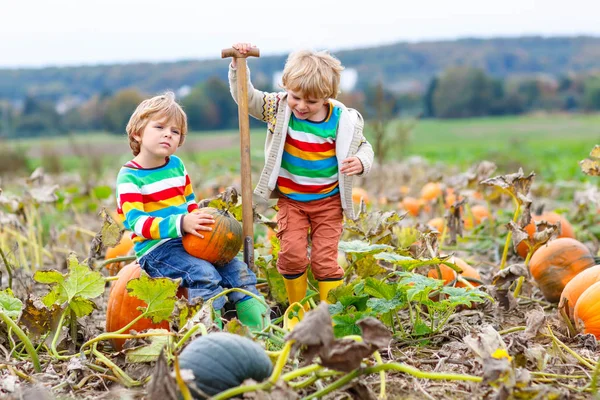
left=139, top=237, right=259, bottom=310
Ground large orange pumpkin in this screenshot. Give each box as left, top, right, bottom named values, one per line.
left=573, top=280, right=600, bottom=339
left=516, top=212, right=575, bottom=258
left=559, top=264, right=600, bottom=321
left=529, top=238, right=594, bottom=303
left=105, top=232, right=134, bottom=275
left=106, top=262, right=188, bottom=351
left=428, top=257, right=482, bottom=288
left=182, top=207, right=243, bottom=267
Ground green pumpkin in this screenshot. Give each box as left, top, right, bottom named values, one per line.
left=178, top=332, right=273, bottom=396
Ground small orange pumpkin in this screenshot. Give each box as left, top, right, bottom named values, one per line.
left=428, top=257, right=482, bottom=288
left=559, top=264, right=600, bottom=321
left=573, top=280, right=600, bottom=339
left=516, top=212, right=575, bottom=258
left=529, top=238, right=594, bottom=303
left=427, top=217, right=445, bottom=236
left=420, top=182, right=443, bottom=202
left=105, top=232, right=134, bottom=275
left=182, top=207, right=243, bottom=267
left=106, top=262, right=188, bottom=351
left=464, top=205, right=491, bottom=230
left=352, top=187, right=370, bottom=205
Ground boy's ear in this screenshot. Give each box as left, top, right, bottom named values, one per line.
left=133, top=133, right=142, bottom=142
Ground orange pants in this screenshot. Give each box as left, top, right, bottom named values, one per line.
left=276, top=194, right=344, bottom=281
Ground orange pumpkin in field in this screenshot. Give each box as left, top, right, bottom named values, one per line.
left=352, top=187, right=370, bottom=205
left=427, top=217, right=445, bottom=236
left=464, top=205, right=491, bottom=230
left=516, top=212, right=575, bottom=258
left=105, top=232, right=134, bottom=274
left=559, top=264, right=600, bottom=321
left=182, top=207, right=243, bottom=267
left=106, top=262, right=188, bottom=351
left=428, top=257, right=482, bottom=288
left=573, top=281, right=600, bottom=339
left=420, top=182, right=443, bottom=202
left=529, top=238, right=594, bottom=303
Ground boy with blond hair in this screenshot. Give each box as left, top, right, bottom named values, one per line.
left=115, top=91, right=269, bottom=330
left=228, top=44, right=374, bottom=329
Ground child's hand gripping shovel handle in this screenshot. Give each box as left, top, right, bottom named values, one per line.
left=221, top=47, right=260, bottom=270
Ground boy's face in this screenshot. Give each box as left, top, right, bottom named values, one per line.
left=287, top=90, right=329, bottom=121
left=134, top=117, right=182, bottom=163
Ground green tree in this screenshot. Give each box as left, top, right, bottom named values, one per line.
left=582, top=77, right=600, bottom=110
left=432, top=67, right=496, bottom=118
left=14, top=96, right=64, bottom=137
left=103, top=88, right=145, bottom=134
left=182, top=77, right=238, bottom=131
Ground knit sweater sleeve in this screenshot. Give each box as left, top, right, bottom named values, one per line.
left=228, top=63, right=280, bottom=125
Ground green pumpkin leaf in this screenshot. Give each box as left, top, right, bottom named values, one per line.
left=440, top=286, right=490, bottom=307
left=374, top=252, right=413, bottom=263
left=127, top=274, right=179, bottom=323
left=332, top=311, right=371, bottom=337
left=34, top=253, right=105, bottom=317
left=396, top=272, right=443, bottom=303
left=355, top=255, right=385, bottom=278
left=367, top=297, right=404, bottom=314
left=338, top=295, right=370, bottom=311
left=93, top=185, right=113, bottom=200
left=124, top=329, right=173, bottom=363
left=412, top=320, right=433, bottom=336
left=383, top=255, right=451, bottom=271
left=338, top=240, right=392, bottom=255
left=364, top=278, right=396, bottom=300
left=0, top=289, right=23, bottom=320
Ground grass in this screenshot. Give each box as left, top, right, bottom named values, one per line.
left=4, top=113, right=599, bottom=182
left=381, top=113, right=600, bottom=182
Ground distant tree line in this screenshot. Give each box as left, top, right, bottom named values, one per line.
left=3, top=65, right=600, bottom=138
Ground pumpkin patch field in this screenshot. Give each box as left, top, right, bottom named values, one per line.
left=1, top=120, right=600, bottom=399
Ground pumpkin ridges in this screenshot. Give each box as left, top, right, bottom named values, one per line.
left=106, top=262, right=185, bottom=351
left=559, top=264, right=600, bottom=321
left=529, top=238, right=594, bottom=303
left=179, top=332, right=273, bottom=395
left=182, top=207, right=243, bottom=266
left=574, top=281, right=600, bottom=338
left=516, top=212, right=575, bottom=258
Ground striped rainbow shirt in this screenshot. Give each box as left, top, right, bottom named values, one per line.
left=277, top=104, right=341, bottom=202
left=116, top=155, right=198, bottom=257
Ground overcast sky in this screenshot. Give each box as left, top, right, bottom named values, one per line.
left=2, top=0, right=599, bottom=69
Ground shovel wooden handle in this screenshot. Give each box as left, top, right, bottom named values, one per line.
left=221, top=47, right=260, bottom=270
left=221, top=48, right=260, bottom=59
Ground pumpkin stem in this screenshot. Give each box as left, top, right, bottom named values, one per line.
left=499, top=195, right=521, bottom=270
left=558, top=301, right=578, bottom=337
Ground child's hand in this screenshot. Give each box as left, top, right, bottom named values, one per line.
left=182, top=211, right=215, bottom=238
left=231, top=43, right=255, bottom=68
left=340, top=156, right=364, bottom=176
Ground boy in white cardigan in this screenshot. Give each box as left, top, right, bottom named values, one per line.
left=227, top=43, right=374, bottom=329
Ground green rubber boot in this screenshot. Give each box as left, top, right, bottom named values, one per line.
left=235, top=297, right=270, bottom=332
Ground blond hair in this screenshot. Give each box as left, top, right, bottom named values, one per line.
left=126, top=92, right=188, bottom=156
left=281, top=49, right=344, bottom=99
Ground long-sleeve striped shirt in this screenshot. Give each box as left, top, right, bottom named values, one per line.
left=276, top=103, right=341, bottom=202
left=116, top=155, right=198, bottom=257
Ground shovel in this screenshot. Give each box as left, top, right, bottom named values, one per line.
left=221, top=47, right=260, bottom=270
